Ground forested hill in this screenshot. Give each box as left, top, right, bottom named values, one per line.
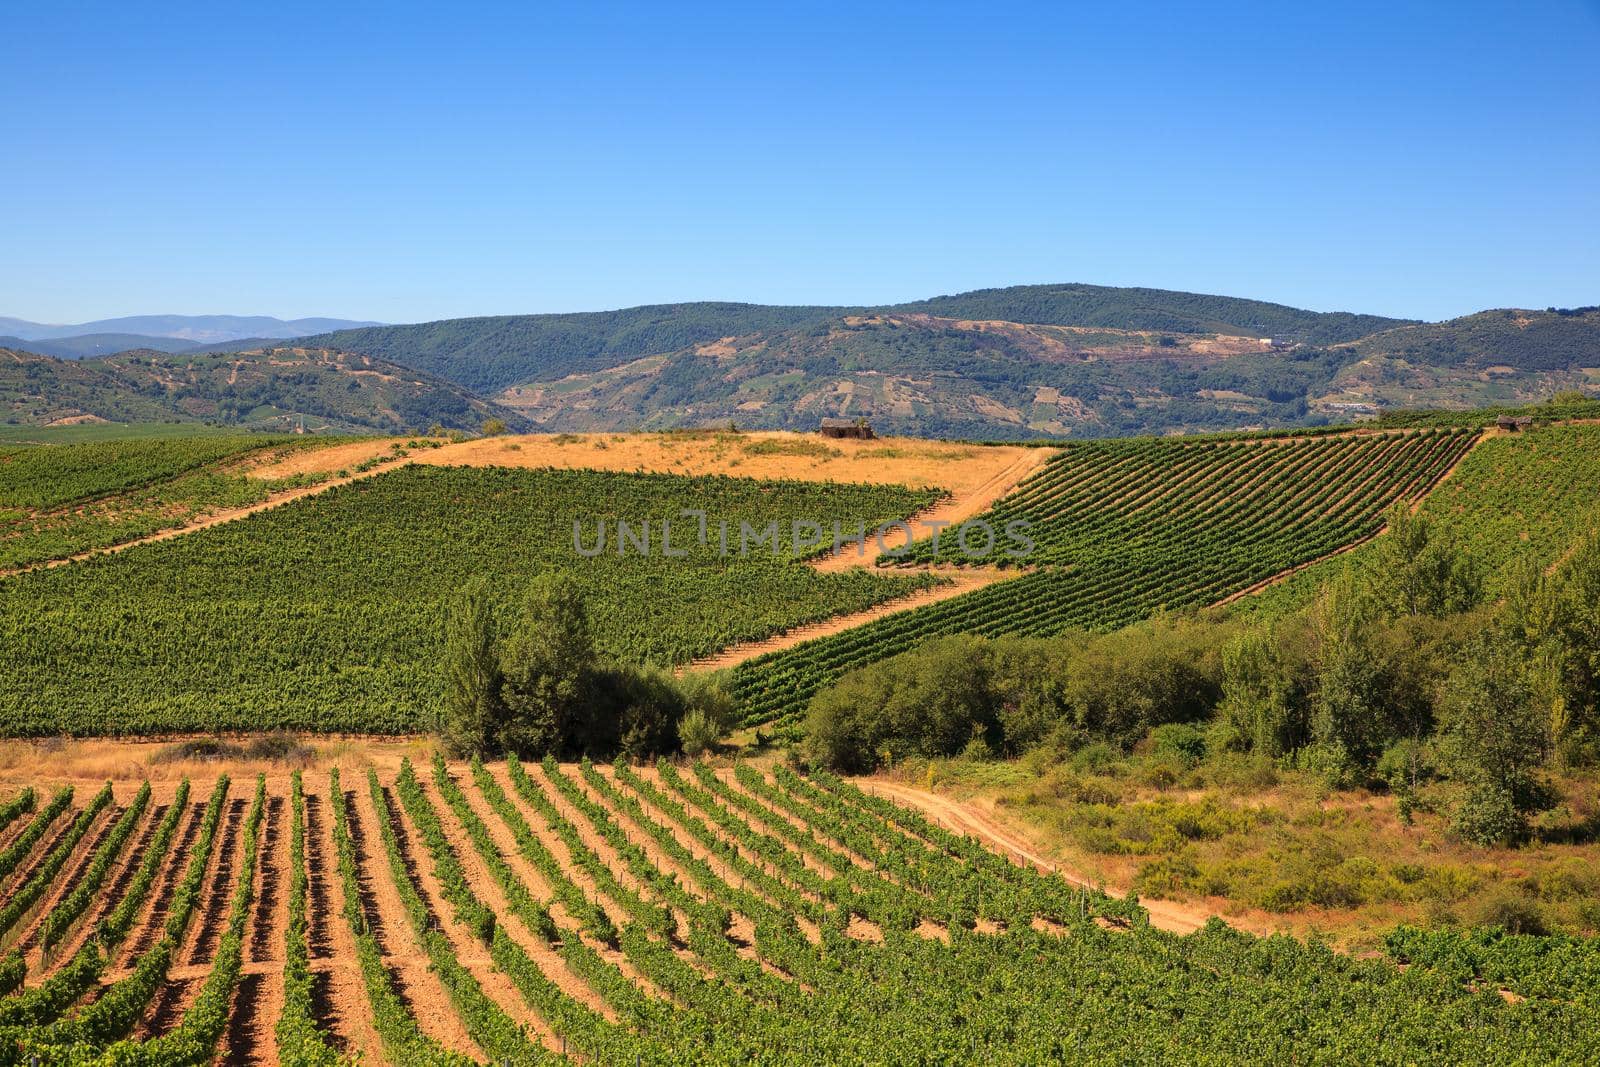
left=295, top=302, right=854, bottom=394
left=294, top=283, right=1412, bottom=395
left=0, top=346, right=529, bottom=434
left=893, top=284, right=1408, bottom=344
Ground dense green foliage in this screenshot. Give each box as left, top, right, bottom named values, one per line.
left=0, top=465, right=935, bottom=735
left=736, top=428, right=1476, bottom=727
left=438, top=574, right=734, bottom=759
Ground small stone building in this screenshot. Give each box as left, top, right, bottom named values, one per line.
left=820, top=417, right=875, bottom=440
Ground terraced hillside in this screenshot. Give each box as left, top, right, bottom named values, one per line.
left=733, top=427, right=1479, bottom=727
left=0, top=760, right=1591, bottom=1065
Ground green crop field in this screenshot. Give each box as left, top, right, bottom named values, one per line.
left=0, top=435, right=349, bottom=570
left=732, top=428, right=1478, bottom=727
left=1241, top=421, right=1600, bottom=617
left=0, top=464, right=937, bottom=735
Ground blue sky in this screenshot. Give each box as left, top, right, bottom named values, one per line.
left=3, top=1, right=1597, bottom=324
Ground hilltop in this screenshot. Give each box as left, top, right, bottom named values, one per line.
left=297, top=283, right=1406, bottom=395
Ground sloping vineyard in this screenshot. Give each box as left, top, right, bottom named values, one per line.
left=0, top=765, right=1589, bottom=1064
left=0, top=466, right=938, bottom=735
left=733, top=427, right=1479, bottom=726
left=0, top=435, right=341, bottom=570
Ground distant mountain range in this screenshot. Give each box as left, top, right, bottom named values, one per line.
left=0, top=314, right=382, bottom=347
left=3, top=287, right=1596, bottom=438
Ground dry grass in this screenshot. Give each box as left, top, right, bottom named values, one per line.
left=403, top=430, right=1041, bottom=494
left=0, top=735, right=438, bottom=789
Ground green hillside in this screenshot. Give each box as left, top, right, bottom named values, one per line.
left=0, top=346, right=529, bottom=435
left=297, top=302, right=851, bottom=394
left=899, top=283, right=1407, bottom=343
left=295, top=283, right=1411, bottom=396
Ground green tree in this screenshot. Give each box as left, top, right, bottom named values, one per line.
left=1218, top=623, right=1305, bottom=756
left=481, top=417, right=508, bottom=436
left=437, top=581, right=504, bottom=757
left=1311, top=566, right=1392, bottom=770
left=498, top=573, right=597, bottom=756
left=1367, top=502, right=1479, bottom=618
left=1437, top=639, right=1552, bottom=845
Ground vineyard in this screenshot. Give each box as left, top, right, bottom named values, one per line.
left=0, top=466, right=938, bottom=735
left=0, top=760, right=1589, bottom=1065
left=733, top=427, right=1479, bottom=727
left=1242, top=420, right=1600, bottom=615
left=0, top=435, right=343, bottom=570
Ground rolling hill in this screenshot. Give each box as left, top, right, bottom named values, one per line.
left=0, top=346, right=529, bottom=434
left=8, top=288, right=1598, bottom=439
left=297, top=283, right=1407, bottom=396
left=0, top=313, right=381, bottom=344
left=0, top=333, right=205, bottom=359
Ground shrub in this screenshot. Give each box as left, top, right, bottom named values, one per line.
left=1148, top=723, right=1207, bottom=767
left=1467, top=889, right=1549, bottom=936
left=1451, top=784, right=1528, bottom=846
left=678, top=707, right=720, bottom=757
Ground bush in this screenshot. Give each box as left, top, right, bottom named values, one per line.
left=1467, top=889, right=1549, bottom=935
left=1450, top=784, right=1528, bottom=846
left=1148, top=723, right=1207, bottom=767
left=678, top=708, right=720, bottom=757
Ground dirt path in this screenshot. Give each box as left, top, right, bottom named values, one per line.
left=685, top=568, right=1023, bottom=672
left=810, top=448, right=1054, bottom=573
left=855, top=780, right=1212, bottom=936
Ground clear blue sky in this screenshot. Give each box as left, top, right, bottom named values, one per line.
left=4, top=1, right=1597, bottom=324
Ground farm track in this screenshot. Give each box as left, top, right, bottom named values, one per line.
left=856, top=779, right=1211, bottom=935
